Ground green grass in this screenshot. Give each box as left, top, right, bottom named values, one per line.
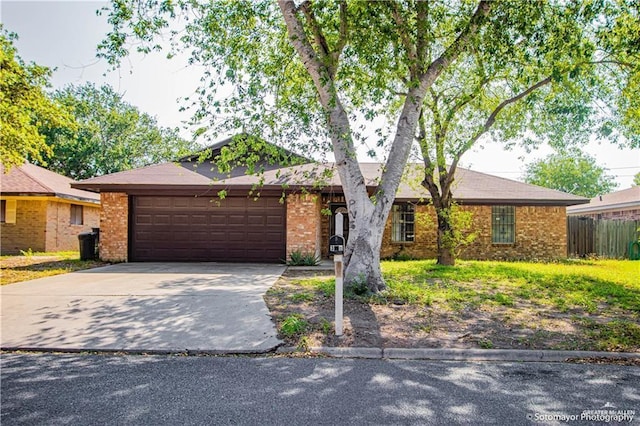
left=1, top=251, right=107, bottom=285
left=380, top=259, right=639, bottom=312
left=287, top=259, right=639, bottom=351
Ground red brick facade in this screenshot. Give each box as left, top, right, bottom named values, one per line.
left=99, top=192, right=129, bottom=262
left=286, top=193, right=322, bottom=259
left=321, top=202, right=568, bottom=261
left=96, top=191, right=568, bottom=263
left=0, top=198, right=99, bottom=254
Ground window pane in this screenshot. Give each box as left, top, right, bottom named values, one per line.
left=70, top=205, right=83, bottom=225
left=492, top=206, right=515, bottom=244
left=392, top=204, right=415, bottom=243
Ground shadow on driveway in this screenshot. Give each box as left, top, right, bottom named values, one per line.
left=0, top=263, right=286, bottom=352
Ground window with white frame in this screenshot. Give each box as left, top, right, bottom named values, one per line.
left=392, top=204, right=415, bottom=243
left=492, top=206, right=515, bottom=244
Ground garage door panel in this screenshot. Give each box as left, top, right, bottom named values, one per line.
left=131, top=196, right=285, bottom=262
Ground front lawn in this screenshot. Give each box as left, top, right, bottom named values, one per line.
left=1, top=251, right=108, bottom=285
left=265, top=259, right=640, bottom=352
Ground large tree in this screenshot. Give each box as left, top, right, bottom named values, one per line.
left=0, top=28, right=75, bottom=170
left=413, top=1, right=639, bottom=265
left=523, top=150, right=618, bottom=198
left=99, top=0, right=493, bottom=292
left=35, top=83, right=197, bottom=180
left=98, top=1, right=638, bottom=289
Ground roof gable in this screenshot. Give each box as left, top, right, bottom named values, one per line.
left=1, top=163, right=100, bottom=203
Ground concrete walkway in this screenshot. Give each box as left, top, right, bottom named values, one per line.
left=1, top=263, right=286, bottom=353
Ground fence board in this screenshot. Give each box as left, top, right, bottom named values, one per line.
left=567, top=217, right=639, bottom=258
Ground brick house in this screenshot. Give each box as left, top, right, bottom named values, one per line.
left=1, top=163, right=100, bottom=254
left=72, top=138, right=588, bottom=263
left=567, top=187, right=640, bottom=220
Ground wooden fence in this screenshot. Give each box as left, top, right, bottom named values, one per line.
left=567, top=217, right=640, bottom=258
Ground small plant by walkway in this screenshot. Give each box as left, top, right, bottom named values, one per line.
left=1, top=251, right=108, bottom=285
left=265, top=259, right=639, bottom=352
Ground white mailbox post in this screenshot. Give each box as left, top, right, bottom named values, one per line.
left=330, top=212, right=345, bottom=336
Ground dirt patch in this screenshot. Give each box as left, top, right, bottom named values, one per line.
left=265, top=269, right=640, bottom=352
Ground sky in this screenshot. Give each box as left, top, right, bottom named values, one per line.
left=2, top=0, right=639, bottom=189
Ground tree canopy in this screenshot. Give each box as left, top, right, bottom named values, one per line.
left=412, top=0, right=638, bottom=264
left=0, top=27, right=75, bottom=170
left=98, top=0, right=639, bottom=289
left=523, top=150, right=617, bottom=198
left=35, top=83, right=197, bottom=180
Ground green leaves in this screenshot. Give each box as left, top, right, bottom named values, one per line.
left=0, top=27, right=76, bottom=170
left=523, top=149, right=618, bottom=198
left=34, top=83, right=197, bottom=179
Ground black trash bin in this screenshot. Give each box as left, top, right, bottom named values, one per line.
left=78, top=232, right=97, bottom=260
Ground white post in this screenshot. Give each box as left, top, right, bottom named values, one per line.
left=334, top=212, right=344, bottom=337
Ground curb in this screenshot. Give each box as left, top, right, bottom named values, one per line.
left=278, top=346, right=639, bottom=363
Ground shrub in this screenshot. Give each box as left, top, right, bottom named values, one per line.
left=287, top=250, right=321, bottom=266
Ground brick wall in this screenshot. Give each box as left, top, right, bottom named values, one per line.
left=44, top=201, right=100, bottom=252
left=99, top=192, right=129, bottom=262
left=1, top=199, right=47, bottom=254
left=286, top=193, right=322, bottom=259
left=460, top=205, right=567, bottom=261
left=319, top=201, right=568, bottom=261
left=0, top=199, right=100, bottom=254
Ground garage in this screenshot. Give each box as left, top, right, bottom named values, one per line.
left=130, top=196, right=286, bottom=262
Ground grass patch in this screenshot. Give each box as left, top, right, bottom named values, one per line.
left=283, top=259, right=639, bottom=351
left=381, top=259, right=639, bottom=313
left=279, top=314, right=309, bottom=338
left=1, top=252, right=107, bottom=285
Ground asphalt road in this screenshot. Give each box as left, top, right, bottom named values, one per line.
left=1, top=353, right=638, bottom=425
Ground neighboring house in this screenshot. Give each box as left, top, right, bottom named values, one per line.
left=1, top=163, right=100, bottom=254
left=567, top=187, right=640, bottom=220
left=72, top=137, right=588, bottom=263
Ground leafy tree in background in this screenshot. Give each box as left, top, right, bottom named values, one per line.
left=0, top=27, right=75, bottom=170
left=523, top=150, right=617, bottom=198
left=633, top=172, right=640, bottom=186
left=97, top=1, right=639, bottom=289
left=413, top=1, right=639, bottom=265
left=35, top=83, right=197, bottom=180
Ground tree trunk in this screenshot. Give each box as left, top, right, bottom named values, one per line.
left=343, top=206, right=386, bottom=294
left=436, top=211, right=456, bottom=266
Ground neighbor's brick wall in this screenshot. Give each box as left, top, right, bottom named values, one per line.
left=100, top=192, right=129, bottom=262
left=44, top=201, right=100, bottom=252
left=319, top=202, right=568, bottom=261
left=286, top=193, right=322, bottom=259
left=0, top=200, right=47, bottom=254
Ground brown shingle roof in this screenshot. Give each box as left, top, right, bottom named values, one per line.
left=1, top=163, right=100, bottom=203
left=73, top=160, right=587, bottom=206
left=567, top=186, right=640, bottom=215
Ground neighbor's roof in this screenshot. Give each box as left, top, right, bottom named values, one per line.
left=73, top=160, right=588, bottom=206
left=1, top=163, right=100, bottom=204
left=567, top=186, right=640, bottom=215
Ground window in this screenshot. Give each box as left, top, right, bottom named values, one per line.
left=70, top=204, right=83, bottom=225
left=492, top=206, right=515, bottom=244
left=1, top=200, right=16, bottom=224
left=392, top=204, right=415, bottom=243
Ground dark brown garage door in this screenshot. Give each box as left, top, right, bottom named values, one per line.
left=130, top=196, right=286, bottom=262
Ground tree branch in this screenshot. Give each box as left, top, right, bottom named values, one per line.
left=457, top=75, right=553, bottom=157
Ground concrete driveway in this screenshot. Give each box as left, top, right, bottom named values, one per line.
left=1, top=263, right=286, bottom=353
